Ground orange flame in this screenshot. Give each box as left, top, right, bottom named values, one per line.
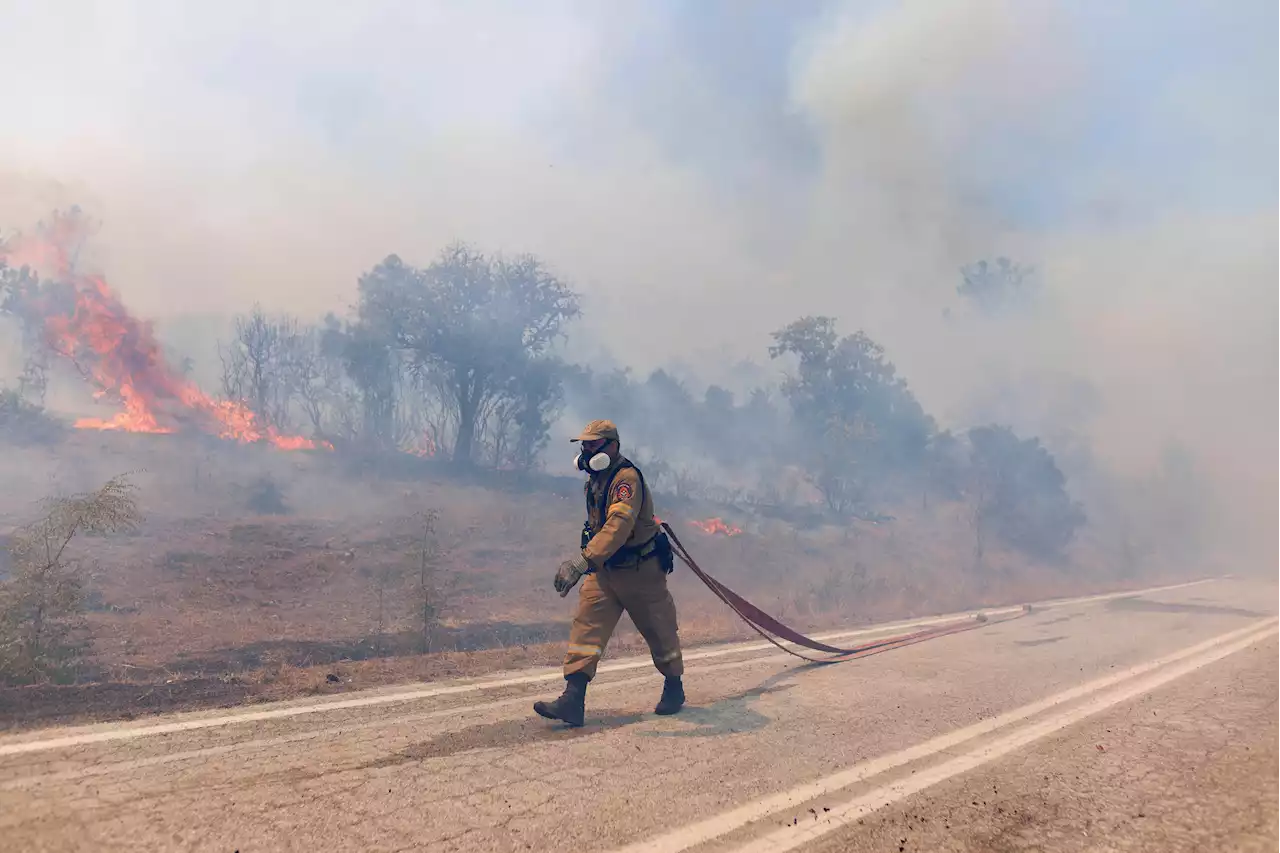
left=1, top=212, right=330, bottom=451
left=407, top=433, right=438, bottom=458
left=689, top=517, right=743, bottom=537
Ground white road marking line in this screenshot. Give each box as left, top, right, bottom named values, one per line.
left=0, top=652, right=803, bottom=782
left=607, top=616, right=1277, bottom=853
left=0, top=577, right=1216, bottom=757
left=738, top=619, right=1278, bottom=853
left=0, top=580, right=1227, bottom=777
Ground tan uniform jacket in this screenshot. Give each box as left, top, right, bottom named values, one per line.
left=581, top=457, right=659, bottom=570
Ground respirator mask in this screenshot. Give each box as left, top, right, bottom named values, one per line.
left=575, top=450, right=611, bottom=473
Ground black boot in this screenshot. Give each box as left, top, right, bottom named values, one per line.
left=534, top=673, right=588, bottom=727
left=654, top=676, right=685, bottom=715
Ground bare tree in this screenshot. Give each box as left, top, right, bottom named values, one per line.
left=292, top=324, right=330, bottom=435
left=0, top=475, right=143, bottom=684
left=290, top=323, right=365, bottom=442
left=220, top=305, right=302, bottom=432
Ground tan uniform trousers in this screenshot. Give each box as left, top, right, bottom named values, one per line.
left=564, top=557, right=683, bottom=680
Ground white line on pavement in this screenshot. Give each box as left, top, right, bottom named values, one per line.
left=0, top=578, right=1215, bottom=757
left=607, top=615, right=1277, bottom=853
left=0, top=652, right=813, bottom=781
left=737, top=619, right=1278, bottom=852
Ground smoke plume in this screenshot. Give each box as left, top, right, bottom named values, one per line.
left=1, top=1, right=1274, bottom=562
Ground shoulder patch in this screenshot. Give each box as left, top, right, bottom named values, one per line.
left=614, top=481, right=634, bottom=501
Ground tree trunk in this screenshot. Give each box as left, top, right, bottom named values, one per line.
left=454, top=382, right=479, bottom=465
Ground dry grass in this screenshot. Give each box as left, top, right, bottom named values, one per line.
left=0, top=430, right=1188, bottom=730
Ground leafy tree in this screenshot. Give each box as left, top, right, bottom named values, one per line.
left=0, top=388, right=66, bottom=446
left=1, top=258, right=56, bottom=409
left=696, top=384, right=740, bottom=465
left=702, top=385, right=734, bottom=423
left=967, top=425, right=1085, bottom=561
left=641, top=369, right=694, bottom=413
left=809, top=414, right=875, bottom=515
left=0, top=475, right=143, bottom=684
left=0, top=259, right=61, bottom=438
left=319, top=311, right=408, bottom=450
left=957, top=257, right=1038, bottom=315
left=483, top=357, right=567, bottom=470
left=562, top=363, right=789, bottom=480
left=922, top=429, right=967, bottom=507
left=358, top=245, right=580, bottom=464
left=769, top=316, right=933, bottom=512
left=562, top=365, right=633, bottom=428
left=735, top=387, right=789, bottom=466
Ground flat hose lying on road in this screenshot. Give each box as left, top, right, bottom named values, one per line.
left=661, top=522, right=1027, bottom=664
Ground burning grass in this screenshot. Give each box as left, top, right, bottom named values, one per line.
left=0, top=210, right=329, bottom=451
left=689, top=517, right=743, bottom=537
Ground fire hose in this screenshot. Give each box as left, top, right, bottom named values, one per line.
left=660, top=522, right=1028, bottom=664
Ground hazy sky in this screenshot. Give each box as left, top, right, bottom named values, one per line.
left=1, top=0, right=1276, bottom=540
left=3, top=2, right=1271, bottom=313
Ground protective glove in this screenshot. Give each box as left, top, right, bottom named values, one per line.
left=554, top=553, right=590, bottom=597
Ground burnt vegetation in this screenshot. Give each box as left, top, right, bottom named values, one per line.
left=0, top=210, right=1210, bottom=709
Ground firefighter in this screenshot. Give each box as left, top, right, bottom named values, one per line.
left=534, top=419, right=684, bottom=727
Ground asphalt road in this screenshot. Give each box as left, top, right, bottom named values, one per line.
left=2, top=577, right=1276, bottom=853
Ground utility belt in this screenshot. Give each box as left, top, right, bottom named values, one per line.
left=581, top=524, right=675, bottom=574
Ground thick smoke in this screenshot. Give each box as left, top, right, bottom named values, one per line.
left=1, top=2, right=1274, bottom=565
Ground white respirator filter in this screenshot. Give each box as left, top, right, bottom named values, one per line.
left=575, top=451, right=611, bottom=473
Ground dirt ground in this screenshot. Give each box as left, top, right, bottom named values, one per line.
left=0, top=431, right=1192, bottom=731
